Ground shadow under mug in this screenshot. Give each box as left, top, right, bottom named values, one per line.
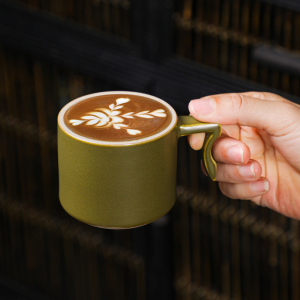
left=58, top=91, right=221, bottom=229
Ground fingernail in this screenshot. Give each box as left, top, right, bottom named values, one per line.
left=227, top=145, right=244, bottom=164
left=249, top=179, right=269, bottom=193
left=238, top=162, right=255, bottom=178
left=189, top=98, right=215, bottom=116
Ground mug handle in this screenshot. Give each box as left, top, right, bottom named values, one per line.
left=178, top=116, right=221, bottom=181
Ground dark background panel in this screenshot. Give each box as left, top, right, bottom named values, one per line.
left=0, top=0, right=300, bottom=300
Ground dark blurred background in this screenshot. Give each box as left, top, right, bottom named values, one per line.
left=1, top=0, right=300, bottom=299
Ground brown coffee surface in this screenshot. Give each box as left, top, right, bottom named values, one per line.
left=64, top=94, right=173, bottom=142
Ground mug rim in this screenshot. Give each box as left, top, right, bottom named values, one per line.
left=58, top=91, right=178, bottom=146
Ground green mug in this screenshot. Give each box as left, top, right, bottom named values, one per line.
left=58, top=91, right=221, bottom=229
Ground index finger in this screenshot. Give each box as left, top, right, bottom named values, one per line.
left=202, top=91, right=290, bottom=102
left=188, top=93, right=299, bottom=136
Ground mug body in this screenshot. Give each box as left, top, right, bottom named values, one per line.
left=58, top=92, right=179, bottom=229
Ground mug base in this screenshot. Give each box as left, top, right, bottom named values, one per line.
left=89, top=223, right=149, bottom=230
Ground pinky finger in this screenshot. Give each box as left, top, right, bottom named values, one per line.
left=219, top=178, right=270, bottom=200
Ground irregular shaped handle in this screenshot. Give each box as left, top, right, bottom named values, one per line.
left=178, top=116, right=221, bottom=181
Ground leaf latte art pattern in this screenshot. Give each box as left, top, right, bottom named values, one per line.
left=69, top=97, right=167, bottom=136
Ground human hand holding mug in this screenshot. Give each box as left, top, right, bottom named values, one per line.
left=58, top=91, right=221, bottom=229
left=188, top=92, right=300, bottom=220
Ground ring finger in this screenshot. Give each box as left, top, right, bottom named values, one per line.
left=201, top=159, right=262, bottom=183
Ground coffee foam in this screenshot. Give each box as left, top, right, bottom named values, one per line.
left=58, top=92, right=177, bottom=146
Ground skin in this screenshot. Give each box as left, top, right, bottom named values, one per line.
left=188, top=92, right=300, bottom=220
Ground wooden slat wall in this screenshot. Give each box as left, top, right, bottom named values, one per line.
left=2, top=1, right=300, bottom=299
left=0, top=46, right=146, bottom=300
left=14, top=0, right=131, bottom=40
left=174, top=0, right=300, bottom=97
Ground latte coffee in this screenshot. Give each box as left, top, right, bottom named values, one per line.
left=62, top=92, right=174, bottom=143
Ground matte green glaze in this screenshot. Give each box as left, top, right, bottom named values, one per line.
left=58, top=112, right=221, bottom=229
left=58, top=124, right=178, bottom=228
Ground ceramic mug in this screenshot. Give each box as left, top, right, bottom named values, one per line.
left=57, top=91, right=221, bottom=229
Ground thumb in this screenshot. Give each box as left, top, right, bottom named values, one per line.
left=189, top=93, right=299, bottom=136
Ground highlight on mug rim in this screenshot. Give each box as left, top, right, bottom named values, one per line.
left=58, top=91, right=178, bottom=146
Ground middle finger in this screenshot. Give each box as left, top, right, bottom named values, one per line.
left=212, top=136, right=251, bottom=164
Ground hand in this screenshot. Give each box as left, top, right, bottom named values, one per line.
left=188, top=92, right=300, bottom=219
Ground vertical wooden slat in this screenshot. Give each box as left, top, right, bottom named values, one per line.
left=291, top=220, right=300, bottom=300
left=72, top=229, right=87, bottom=300
left=269, top=236, right=279, bottom=300
left=136, top=259, right=146, bottom=300
left=103, top=245, right=117, bottom=300
left=231, top=213, right=241, bottom=300
left=33, top=61, right=54, bottom=212
left=173, top=200, right=183, bottom=300
left=239, top=0, right=250, bottom=78
left=47, top=226, right=64, bottom=299
left=251, top=221, right=262, bottom=300
left=259, top=3, right=271, bottom=86
left=87, top=241, right=101, bottom=300
left=102, top=0, right=112, bottom=33
left=281, top=10, right=293, bottom=94
left=240, top=212, right=252, bottom=300
left=178, top=0, right=193, bottom=59
left=111, top=0, right=121, bottom=36
left=1, top=49, right=23, bottom=281
left=91, top=0, right=102, bottom=31
left=79, top=235, right=92, bottom=300
left=277, top=215, right=289, bottom=300
left=122, top=0, right=131, bottom=39
left=191, top=194, right=202, bottom=288
left=220, top=197, right=231, bottom=298
left=230, top=0, right=240, bottom=75
left=181, top=197, right=192, bottom=300
left=210, top=0, right=220, bottom=69
left=0, top=46, right=7, bottom=196
left=219, top=0, right=230, bottom=72
left=2, top=49, right=19, bottom=201
left=84, top=0, right=93, bottom=27
left=194, top=0, right=204, bottom=63
left=250, top=1, right=261, bottom=82
left=62, top=224, right=77, bottom=299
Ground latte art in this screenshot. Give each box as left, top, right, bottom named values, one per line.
left=69, top=97, right=167, bottom=136
left=63, top=93, right=173, bottom=142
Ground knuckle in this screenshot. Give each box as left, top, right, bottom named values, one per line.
left=251, top=196, right=263, bottom=206
left=250, top=92, right=270, bottom=100
left=248, top=91, right=265, bottom=100
left=279, top=102, right=300, bottom=131
left=218, top=182, right=227, bottom=195
left=247, top=91, right=279, bottom=100
left=261, top=92, right=276, bottom=99
left=282, top=100, right=297, bottom=113
left=218, top=164, right=230, bottom=182
left=228, top=93, right=247, bottom=111
left=219, top=182, right=239, bottom=200
left=277, top=101, right=298, bottom=122
left=219, top=182, right=230, bottom=196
